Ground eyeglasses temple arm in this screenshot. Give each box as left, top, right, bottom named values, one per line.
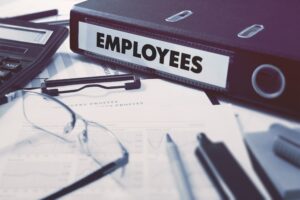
left=41, top=153, right=129, bottom=200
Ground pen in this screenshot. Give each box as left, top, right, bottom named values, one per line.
left=42, top=19, right=69, bottom=26
left=0, top=74, right=141, bottom=104
left=41, top=74, right=141, bottom=96
left=195, top=133, right=264, bottom=200
left=166, top=134, right=195, bottom=200
left=195, top=133, right=234, bottom=200
left=8, top=9, right=58, bottom=21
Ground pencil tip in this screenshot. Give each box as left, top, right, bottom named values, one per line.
left=166, top=133, right=172, bottom=142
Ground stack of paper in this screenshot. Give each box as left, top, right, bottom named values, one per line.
left=0, top=79, right=267, bottom=199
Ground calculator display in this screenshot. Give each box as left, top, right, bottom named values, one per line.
left=0, top=19, right=68, bottom=102
left=0, top=23, right=53, bottom=45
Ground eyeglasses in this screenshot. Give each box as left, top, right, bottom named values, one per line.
left=21, top=90, right=129, bottom=200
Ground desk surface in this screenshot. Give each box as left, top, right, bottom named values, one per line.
left=0, top=1, right=299, bottom=200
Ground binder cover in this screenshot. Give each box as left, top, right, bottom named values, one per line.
left=70, top=0, right=300, bottom=117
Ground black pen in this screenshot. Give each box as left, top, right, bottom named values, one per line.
left=41, top=74, right=141, bottom=96
left=195, top=134, right=233, bottom=200
left=195, top=133, right=264, bottom=200
left=8, top=9, right=58, bottom=21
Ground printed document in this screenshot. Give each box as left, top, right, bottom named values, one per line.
left=0, top=79, right=262, bottom=199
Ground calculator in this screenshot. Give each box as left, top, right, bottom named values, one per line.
left=0, top=19, right=68, bottom=98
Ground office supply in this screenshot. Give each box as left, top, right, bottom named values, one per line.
left=0, top=19, right=68, bottom=103
left=195, top=134, right=234, bottom=200
left=0, top=37, right=132, bottom=106
left=0, top=0, right=83, bottom=27
left=196, top=133, right=264, bottom=200
left=1, top=74, right=140, bottom=104
left=25, top=33, right=133, bottom=90
left=41, top=74, right=141, bottom=96
left=0, top=0, right=83, bottom=21
left=0, top=78, right=267, bottom=199
left=70, top=0, right=300, bottom=117
left=42, top=19, right=69, bottom=26
left=7, top=9, right=58, bottom=21
left=17, top=90, right=130, bottom=200
left=166, top=133, right=195, bottom=200
left=245, top=127, right=300, bottom=200
left=272, top=124, right=300, bottom=168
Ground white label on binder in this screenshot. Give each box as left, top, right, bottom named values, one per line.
left=78, top=22, right=230, bottom=88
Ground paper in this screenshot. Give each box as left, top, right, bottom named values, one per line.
left=230, top=104, right=300, bottom=134
left=0, top=79, right=264, bottom=199
left=0, top=1, right=269, bottom=198
left=0, top=0, right=83, bottom=20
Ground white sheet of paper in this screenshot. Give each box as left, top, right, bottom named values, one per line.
left=0, top=0, right=83, bottom=19
left=0, top=79, right=268, bottom=199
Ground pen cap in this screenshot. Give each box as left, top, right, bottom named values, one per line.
left=41, top=88, right=59, bottom=96
left=41, top=82, right=59, bottom=96
left=125, top=78, right=141, bottom=90
left=197, top=133, right=213, bottom=148
left=197, top=133, right=264, bottom=200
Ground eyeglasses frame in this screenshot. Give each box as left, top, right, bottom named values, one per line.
left=21, top=90, right=129, bottom=200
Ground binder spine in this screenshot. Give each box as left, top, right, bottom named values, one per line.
left=84, top=51, right=226, bottom=92
left=71, top=10, right=233, bottom=92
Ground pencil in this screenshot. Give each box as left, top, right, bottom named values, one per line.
left=166, top=133, right=195, bottom=200
left=9, top=9, right=58, bottom=21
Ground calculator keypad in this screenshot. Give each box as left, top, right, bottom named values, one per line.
left=0, top=69, right=11, bottom=80
left=0, top=56, right=25, bottom=82
left=1, top=58, right=22, bottom=71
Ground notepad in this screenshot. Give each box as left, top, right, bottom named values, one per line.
left=245, top=127, right=300, bottom=200
left=272, top=124, right=300, bottom=168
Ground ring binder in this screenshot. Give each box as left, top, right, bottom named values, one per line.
left=70, top=0, right=300, bottom=118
